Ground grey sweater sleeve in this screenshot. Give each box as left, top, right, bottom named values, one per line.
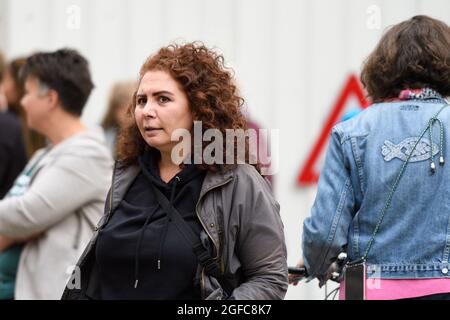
left=0, top=154, right=109, bottom=238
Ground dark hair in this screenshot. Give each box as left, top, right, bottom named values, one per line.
left=3, top=57, right=46, bottom=158
left=361, top=15, right=450, bottom=102
left=6, top=58, right=27, bottom=113
left=21, top=48, right=94, bottom=116
left=117, top=42, right=258, bottom=173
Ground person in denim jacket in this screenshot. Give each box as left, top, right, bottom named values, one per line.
left=298, top=16, right=450, bottom=300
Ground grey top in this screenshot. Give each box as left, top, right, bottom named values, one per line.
left=0, top=128, right=113, bottom=299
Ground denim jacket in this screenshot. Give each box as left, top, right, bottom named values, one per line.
left=302, top=96, right=450, bottom=281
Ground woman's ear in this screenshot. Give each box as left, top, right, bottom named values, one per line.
left=47, top=89, right=60, bottom=110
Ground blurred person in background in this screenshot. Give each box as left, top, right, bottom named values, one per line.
left=101, top=80, right=136, bottom=157
left=0, top=52, right=6, bottom=111
left=63, top=42, right=287, bottom=300
left=0, top=57, right=46, bottom=159
left=0, top=52, right=27, bottom=200
left=297, top=15, right=450, bottom=300
left=0, top=48, right=113, bottom=300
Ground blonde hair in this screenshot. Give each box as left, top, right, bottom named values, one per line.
left=101, top=80, right=137, bottom=129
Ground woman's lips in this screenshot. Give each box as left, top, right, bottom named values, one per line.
left=144, top=125, right=163, bottom=130
left=143, top=127, right=163, bottom=136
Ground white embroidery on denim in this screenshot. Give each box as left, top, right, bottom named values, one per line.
left=381, top=137, right=439, bottom=162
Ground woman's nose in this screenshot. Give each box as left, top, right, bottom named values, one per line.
left=142, top=101, right=156, bottom=117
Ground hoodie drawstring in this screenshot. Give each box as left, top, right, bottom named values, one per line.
left=133, top=175, right=181, bottom=289
left=156, top=176, right=180, bottom=272
left=134, top=205, right=159, bottom=288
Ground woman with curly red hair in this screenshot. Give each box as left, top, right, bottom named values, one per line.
left=62, top=43, right=288, bottom=300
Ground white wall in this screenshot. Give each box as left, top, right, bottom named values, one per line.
left=1, top=0, right=450, bottom=300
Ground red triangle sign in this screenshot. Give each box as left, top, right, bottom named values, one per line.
left=297, top=74, right=370, bottom=186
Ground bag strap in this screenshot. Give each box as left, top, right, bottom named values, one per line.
left=148, top=182, right=234, bottom=296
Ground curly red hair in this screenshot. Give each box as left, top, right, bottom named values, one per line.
left=117, top=42, right=259, bottom=172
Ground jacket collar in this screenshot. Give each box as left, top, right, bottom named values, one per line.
left=200, top=167, right=234, bottom=198
left=388, top=88, right=448, bottom=104
left=110, top=162, right=140, bottom=214
left=110, top=161, right=234, bottom=214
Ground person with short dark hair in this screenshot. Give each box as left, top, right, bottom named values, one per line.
left=298, top=15, right=450, bottom=300
left=20, top=49, right=94, bottom=117
left=0, top=48, right=112, bottom=300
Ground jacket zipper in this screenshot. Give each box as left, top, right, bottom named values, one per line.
left=109, top=162, right=116, bottom=217
left=201, top=268, right=206, bottom=298
left=196, top=176, right=233, bottom=296
left=105, top=162, right=117, bottom=227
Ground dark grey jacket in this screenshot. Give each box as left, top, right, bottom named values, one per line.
left=62, top=162, right=288, bottom=300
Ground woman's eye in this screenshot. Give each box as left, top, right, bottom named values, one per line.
left=136, top=96, right=147, bottom=106
left=158, top=96, right=170, bottom=104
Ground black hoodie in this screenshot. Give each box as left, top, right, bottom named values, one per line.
left=92, top=150, right=206, bottom=299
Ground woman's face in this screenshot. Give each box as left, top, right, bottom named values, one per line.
left=135, top=70, right=193, bottom=154
left=21, top=76, right=52, bottom=134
